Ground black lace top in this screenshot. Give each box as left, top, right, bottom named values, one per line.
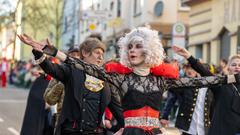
left=65, top=57, right=228, bottom=111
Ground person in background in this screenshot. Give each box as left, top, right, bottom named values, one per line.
left=217, top=59, right=228, bottom=75
left=173, top=45, right=240, bottom=135
left=161, top=63, right=214, bottom=135
left=21, top=66, right=54, bottom=135
left=0, top=57, right=9, bottom=88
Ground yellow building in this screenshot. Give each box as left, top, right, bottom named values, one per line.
left=183, top=0, right=240, bottom=65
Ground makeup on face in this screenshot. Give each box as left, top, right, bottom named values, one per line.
left=127, top=41, right=146, bottom=67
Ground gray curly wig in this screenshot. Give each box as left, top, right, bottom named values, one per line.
left=118, top=27, right=165, bottom=68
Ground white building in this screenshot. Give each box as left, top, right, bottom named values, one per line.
left=61, top=0, right=82, bottom=51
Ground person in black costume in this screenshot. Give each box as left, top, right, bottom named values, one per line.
left=21, top=71, right=54, bottom=135
left=19, top=37, right=124, bottom=135
left=173, top=45, right=240, bottom=135
left=160, top=64, right=214, bottom=135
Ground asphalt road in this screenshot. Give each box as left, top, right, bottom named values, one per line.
left=0, top=86, right=28, bottom=135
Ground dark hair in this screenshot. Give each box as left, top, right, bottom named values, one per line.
left=88, top=33, right=102, bottom=41
left=79, top=38, right=106, bottom=59
left=221, top=59, right=228, bottom=64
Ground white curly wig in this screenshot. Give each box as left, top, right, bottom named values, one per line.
left=118, top=27, right=165, bottom=68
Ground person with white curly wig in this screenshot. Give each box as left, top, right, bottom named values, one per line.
left=18, top=27, right=240, bottom=135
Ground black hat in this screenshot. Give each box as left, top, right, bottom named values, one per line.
left=67, top=45, right=79, bottom=54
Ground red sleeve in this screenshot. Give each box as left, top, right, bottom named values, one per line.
left=104, top=62, right=132, bottom=74
left=105, top=107, right=113, bottom=120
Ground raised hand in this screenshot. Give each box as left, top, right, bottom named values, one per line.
left=17, top=34, right=50, bottom=52
left=172, top=45, right=191, bottom=59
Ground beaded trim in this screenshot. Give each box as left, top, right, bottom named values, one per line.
left=124, top=117, right=160, bottom=128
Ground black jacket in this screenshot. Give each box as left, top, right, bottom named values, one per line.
left=21, top=75, right=54, bottom=135
left=34, top=52, right=124, bottom=135
left=161, top=56, right=213, bottom=134
left=188, top=56, right=240, bottom=135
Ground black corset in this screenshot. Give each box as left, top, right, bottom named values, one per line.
left=122, top=90, right=162, bottom=111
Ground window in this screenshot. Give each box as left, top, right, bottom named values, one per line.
left=110, top=1, right=114, bottom=11
left=220, top=30, right=230, bottom=60
left=195, top=45, right=203, bottom=59
left=179, top=0, right=190, bottom=11
left=206, top=43, right=211, bottom=63
left=117, top=0, right=121, bottom=17
left=237, top=26, right=240, bottom=54
left=97, top=3, right=100, bottom=10
left=133, top=0, right=142, bottom=17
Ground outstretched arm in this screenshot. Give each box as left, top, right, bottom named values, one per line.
left=18, top=34, right=124, bottom=88
left=163, top=73, right=239, bottom=90
left=172, top=45, right=212, bottom=76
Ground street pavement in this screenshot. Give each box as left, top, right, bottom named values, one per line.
left=0, top=85, right=181, bottom=135
left=0, top=85, right=28, bottom=135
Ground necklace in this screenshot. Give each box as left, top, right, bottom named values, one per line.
left=231, top=84, right=240, bottom=96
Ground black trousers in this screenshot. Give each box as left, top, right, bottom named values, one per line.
left=182, top=132, right=194, bottom=135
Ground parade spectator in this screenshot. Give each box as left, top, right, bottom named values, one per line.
left=0, top=57, right=9, bottom=88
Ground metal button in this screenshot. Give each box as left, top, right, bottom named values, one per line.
left=83, top=109, right=86, bottom=112
left=83, top=98, right=86, bottom=102
left=193, top=103, right=196, bottom=106
left=180, top=113, right=184, bottom=116
left=188, top=119, right=191, bottom=122
left=191, top=108, right=194, bottom=111
left=80, top=129, right=83, bottom=132
left=82, top=120, right=84, bottom=123
left=193, top=98, right=196, bottom=101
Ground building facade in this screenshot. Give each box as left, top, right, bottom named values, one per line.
left=183, top=0, right=240, bottom=65
left=0, top=0, right=22, bottom=60
left=61, top=0, right=82, bottom=51
left=85, top=0, right=190, bottom=60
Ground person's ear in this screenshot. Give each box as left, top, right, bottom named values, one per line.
left=82, top=50, right=90, bottom=58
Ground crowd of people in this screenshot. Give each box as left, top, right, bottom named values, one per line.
left=1, top=26, right=239, bottom=135
left=0, top=58, right=41, bottom=89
